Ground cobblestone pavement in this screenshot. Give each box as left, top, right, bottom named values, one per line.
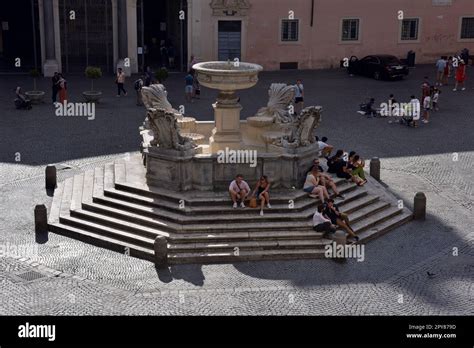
left=0, top=65, right=473, bottom=315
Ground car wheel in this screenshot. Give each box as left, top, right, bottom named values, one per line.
left=374, top=71, right=381, bottom=80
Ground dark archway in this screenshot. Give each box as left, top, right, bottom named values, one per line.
left=0, top=0, right=40, bottom=72
left=137, top=0, right=187, bottom=72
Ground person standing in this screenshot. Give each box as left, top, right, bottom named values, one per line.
left=134, top=75, right=144, bottom=106
left=116, top=68, right=127, bottom=97
left=421, top=77, right=431, bottom=102
left=453, top=60, right=466, bottom=91
left=144, top=66, right=154, bottom=87
left=435, top=56, right=447, bottom=86
left=167, top=42, right=175, bottom=69
left=58, top=73, right=68, bottom=104
left=185, top=71, right=194, bottom=103
left=294, top=79, right=304, bottom=115
left=51, top=72, right=60, bottom=104
left=443, top=57, right=451, bottom=85
left=410, top=95, right=421, bottom=128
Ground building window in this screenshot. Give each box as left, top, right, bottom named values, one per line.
left=281, top=19, right=299, bottom=42
left=460, top=17, right=474, bottom=39
left=341, top=19, right=360, bottom=41
left=401, top=18, right=419, bottom=41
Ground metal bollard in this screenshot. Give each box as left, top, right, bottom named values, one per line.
left=414, top=192, right=426, bottom=220
left=34, top=204, right=48, bottom=243
left=45, top=165, right=57, bottom=190
left=370, top=157, right=380, bottom=181
left=154, top=236, right=168, bottom=266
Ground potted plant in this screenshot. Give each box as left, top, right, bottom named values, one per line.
left=83, top=66, right=103, bottom=103
left=155, top=67, right=169, bottom=84
left=25, top=69, right=45, bottom=103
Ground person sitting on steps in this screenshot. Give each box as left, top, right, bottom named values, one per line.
left=323, top=199, right=359, bottom=242
left=313, top=204, right=337, bottom=237
left=348, top=154, right=368, bottom=184
left=327, top=150, right=365, bottom=186
left=309, top=159, right=345, bottom=199
left=251, top=175, right=271, bottom=216
left=303, top=167, right=330, bottom=203
left=229, top=174, right=250, bottom=209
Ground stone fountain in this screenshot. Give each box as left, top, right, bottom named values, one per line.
left=193, top=61, right=263, bottom=152
left=140, top=61, right=323, bottom=191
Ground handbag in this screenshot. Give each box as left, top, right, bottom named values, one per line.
left=249, top=197, right=257, bottom=208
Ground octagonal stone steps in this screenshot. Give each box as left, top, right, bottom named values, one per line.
left=47, top=158, right=413, bottom=264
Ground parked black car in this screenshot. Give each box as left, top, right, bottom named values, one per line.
left=347, top=55, right=409, bottom=80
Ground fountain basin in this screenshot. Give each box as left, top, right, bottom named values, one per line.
left=193, top=61, right=263, bottom=91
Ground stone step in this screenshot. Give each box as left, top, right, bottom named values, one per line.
left=104, top=163, right=115, bottom=190
left=48, top=181, right=64, bottom=224
left=352, top=206, right=403, bottom=234
left=170, top=230, right=324, bottom=243
left=346, top=200, right=391, bottom=224
left=70, top=174, right=84, bottom=211
left=71, top=207, right=172, bottom=236
left=357, top=211, right=413, bottom=243
left=82, top=169, right=95, bottom=205
left=104, top=182, right=359, bottom=216
left=59, top=214, right=162, bottom=248
left=167, top=248, right=327, bottom=265
left=59, top=177, right=74, bottom=217
left=114, top=161, right=127, bottom=183
left=339, top=194, right=379, bottom=214
left=168, top=239, right=331, bottom=253
left=48, top=222, right=155, bottom=262
left=113, top=176, right=351, bottom=206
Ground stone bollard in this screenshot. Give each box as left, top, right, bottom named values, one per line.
left=370, top=157, right=381, bottom=181
left=331, top=230, right=347, bottom=263
left=45, top=165, right=57, bottom=190
left=154, top=236, right=168, bottom=267
left=34, top=204, right=48, bottom=243
left=413, top=192, right=426, bottom=220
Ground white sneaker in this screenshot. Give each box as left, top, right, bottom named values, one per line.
left=453, top=88, right=457, bottom=91
left=240, top=202, right=246, bottom=208
left=260, top=210, right=264, bottom=216
left=462, top=87, right=466, bottom=91
left=267, top=203, right=272, bottom=209
left=233, top=202, right=238, bottom=209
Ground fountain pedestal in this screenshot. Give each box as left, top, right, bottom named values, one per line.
left=210, top=101, right=243, bottom=152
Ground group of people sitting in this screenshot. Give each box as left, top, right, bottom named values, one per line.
left=304, top=149, right=367, bottom=202
left=229, top=174, right=271, bottom=216
left=227, top=142, right=367, bottom=242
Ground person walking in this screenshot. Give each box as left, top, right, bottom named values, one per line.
left=58, top=73, right=68, bottom=103
left=116, top=68, right=127, bottom=97
left=51, top=72, right=60, bottom=104
left=435, top=56, right=447, bottom=86
left=185, top=71, right=194, bottom=103
left=453, top=60, right=466, bottom=91
left=294, top=79, right=304, bottom=115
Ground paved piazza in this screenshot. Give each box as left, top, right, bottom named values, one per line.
left=0, top=65, right=473, bottom=315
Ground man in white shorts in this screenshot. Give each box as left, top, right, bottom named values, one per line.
left=229, top=174, right=251, bottom=208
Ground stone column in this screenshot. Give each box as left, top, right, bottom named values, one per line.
left=116, top=0, right=130, bottom=75
left=42, top=0, right=59, bottom=76
left=209, top=97, right=243, bottom=152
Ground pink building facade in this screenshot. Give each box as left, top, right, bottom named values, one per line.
left=188, top=0, right=474, bottom=70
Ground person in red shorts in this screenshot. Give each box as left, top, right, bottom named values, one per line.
left=453, top=60, right=466, bottom=91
